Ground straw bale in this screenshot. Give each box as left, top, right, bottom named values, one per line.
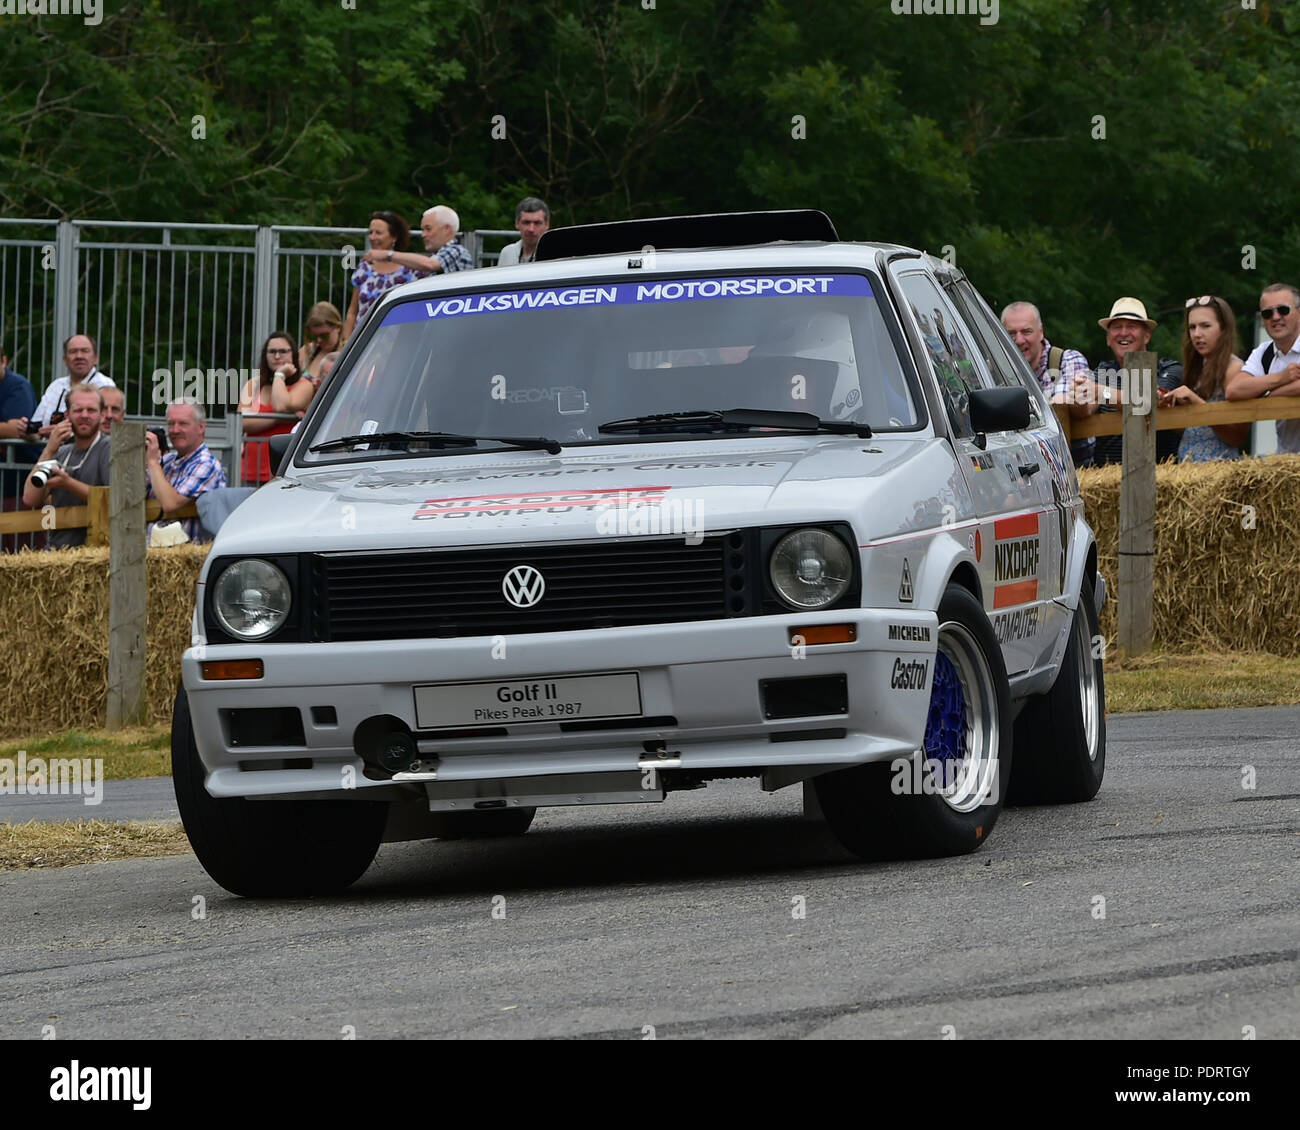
left=1079, top=455, right=1300, bottom=655
left=0, top=545, right=208, bottom=739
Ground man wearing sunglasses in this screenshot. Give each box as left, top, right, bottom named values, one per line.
left=1227, top=283, right=1300, bottom=453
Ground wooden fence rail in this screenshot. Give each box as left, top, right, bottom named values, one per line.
left=0, top=490, right=196, bottom=540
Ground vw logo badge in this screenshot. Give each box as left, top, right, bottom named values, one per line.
left=502, top=564, right=545, bottom=608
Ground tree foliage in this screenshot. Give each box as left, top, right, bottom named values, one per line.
left=1, top=0, right=1297, bottom=359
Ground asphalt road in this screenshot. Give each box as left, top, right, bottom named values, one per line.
left=2, top=707, right=1296, bottom=1039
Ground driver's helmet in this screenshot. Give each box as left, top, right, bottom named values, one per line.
left=749, top=310, right=862, bottom=419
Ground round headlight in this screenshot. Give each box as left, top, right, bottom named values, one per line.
left=213, top=559, right=292, bottom=640
left=770, top=528, right=853, bottom=610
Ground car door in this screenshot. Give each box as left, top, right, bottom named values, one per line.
left=941, top=272, right=1075, bottom=664
left=895, top=268, right=1053, bottom=677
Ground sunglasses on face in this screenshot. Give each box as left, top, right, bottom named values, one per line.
left=1260, top=305, right=1294, bottom=320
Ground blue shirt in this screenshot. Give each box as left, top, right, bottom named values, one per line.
left=0, top=367, right=40, bottom=465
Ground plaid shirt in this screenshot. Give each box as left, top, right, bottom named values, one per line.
left=148, top=442, right=228, bottom=542
left=1033, top=337, right=1095, bottom=465
left=437, top=239, right=474, bottom=273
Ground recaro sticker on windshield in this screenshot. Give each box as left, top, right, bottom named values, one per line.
left=382, top=275, right=874, bottom=324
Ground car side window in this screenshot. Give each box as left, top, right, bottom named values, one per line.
left=898, top=272, right=990, bottom=438
left=945, top=277, right=1047, bottom=421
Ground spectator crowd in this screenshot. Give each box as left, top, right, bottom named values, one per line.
left=1000, top=282, right=1300, bottom=467
left=0, top=195, right=552, bottom=547
left=2, top=190, right=1298, bottom=549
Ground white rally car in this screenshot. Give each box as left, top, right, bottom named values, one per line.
left=173, top=211, right=1106, bottom=897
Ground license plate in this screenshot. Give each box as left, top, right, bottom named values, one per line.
left=413, top=672, right=643, bottom=730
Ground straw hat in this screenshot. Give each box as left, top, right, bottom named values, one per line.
left=1098, top=297, right=1157, bottom=331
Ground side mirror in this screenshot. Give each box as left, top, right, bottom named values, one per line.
left=969, top=387, right=1031, bottom=434
left=268, top=432, right=295, bottom=476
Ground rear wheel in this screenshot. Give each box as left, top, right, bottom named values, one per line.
left=172, top=685, right=387, bottom=897
left=1009, top=573, right=1106, bottom=804
left=427, top=807, right=536, bottom=839
left=815, top=583, right=1011, bottom=859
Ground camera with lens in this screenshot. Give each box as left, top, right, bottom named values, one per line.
left=30, top=459, right=62, bottom=489
left=148, top=425, right=169, bottom=454
left=25, top=410, right=63, bottom=437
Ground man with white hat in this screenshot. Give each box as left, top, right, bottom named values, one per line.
left=1092, top=297, right=1184, bottom=465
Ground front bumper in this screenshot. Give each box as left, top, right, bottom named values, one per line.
left=183, top=608, right=938, bottom=799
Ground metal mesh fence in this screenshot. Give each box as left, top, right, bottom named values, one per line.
left=0, top=219, right=522, bottom=547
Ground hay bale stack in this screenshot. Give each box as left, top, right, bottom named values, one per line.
left=1079, top=455, right=1300, bottom=654
left=0, top=545, right=208, bottom=739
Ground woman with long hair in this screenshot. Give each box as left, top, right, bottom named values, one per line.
left=342, top=211, right=426, bottom=341
left=1159, top=296, right=1248, bottom=461
left=272, top=301, right=342, bottom=416
left=298, top=301, right=342, bottom=381
left=239, top=331, right=300, bottom=484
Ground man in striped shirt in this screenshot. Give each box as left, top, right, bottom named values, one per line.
left=145, top=398, right=227, bottom=542
left=1002, top=301, right=1098, bottom=467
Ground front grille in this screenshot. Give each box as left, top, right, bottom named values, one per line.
left=312, top=534, right=754, bottom=641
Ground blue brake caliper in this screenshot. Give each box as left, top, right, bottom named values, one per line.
left=923, top=650, right=967, bottom=787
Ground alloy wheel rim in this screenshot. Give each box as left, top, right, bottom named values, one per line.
left=922, top=620, right=1000, bottom=813
left=1074, top=606, right=1101, bottom=762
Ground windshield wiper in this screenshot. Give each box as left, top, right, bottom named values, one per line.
left=310, top=430, right=562, bottom=454
left=598, top=408, right=871, bottom=439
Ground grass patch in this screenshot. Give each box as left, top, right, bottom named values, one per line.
left=1104, top=651, right=1300, bottom=713
left=0, top=726, right=169, bottom=780
left=0, top=820, right=190, bottom=871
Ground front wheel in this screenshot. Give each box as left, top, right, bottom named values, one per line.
left=1009, top=573, right=1106, bottom=804
left=172, top=685, right=388, bottom=897
left=815, top=583, right=1011, bottom=859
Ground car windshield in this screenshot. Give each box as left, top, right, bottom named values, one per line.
left=301, top=272, right=919, bottom=462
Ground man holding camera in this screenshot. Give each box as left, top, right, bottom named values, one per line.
left=21, top=385, right=110, bottom=549
left=145, top=398, right=227, bottom=542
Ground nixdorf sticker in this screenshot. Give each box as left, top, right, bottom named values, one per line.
left=992, top=512, right=1040, bottom=608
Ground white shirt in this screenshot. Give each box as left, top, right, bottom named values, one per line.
left=33, top=368, right=116, bottom=425
left=1243, top=337, right=1300, bottom=453
left=496, top=240, right=535, bottom=266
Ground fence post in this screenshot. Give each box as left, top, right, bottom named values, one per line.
left=1117, top=350, right=1157, bottom=656
left=107, top=421, right=148, bottom=728
left=86, top=485, right=110, bottom=547
left=53, top=220, right=79, bottom=360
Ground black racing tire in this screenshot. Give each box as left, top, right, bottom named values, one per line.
left=172, top=684, right=388, bottom=898
left=427, top=807, right=536, bottom=839
left=1009, top=572, right=1106, bottom=805
left=815, top=583, right=1011, bottom=860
